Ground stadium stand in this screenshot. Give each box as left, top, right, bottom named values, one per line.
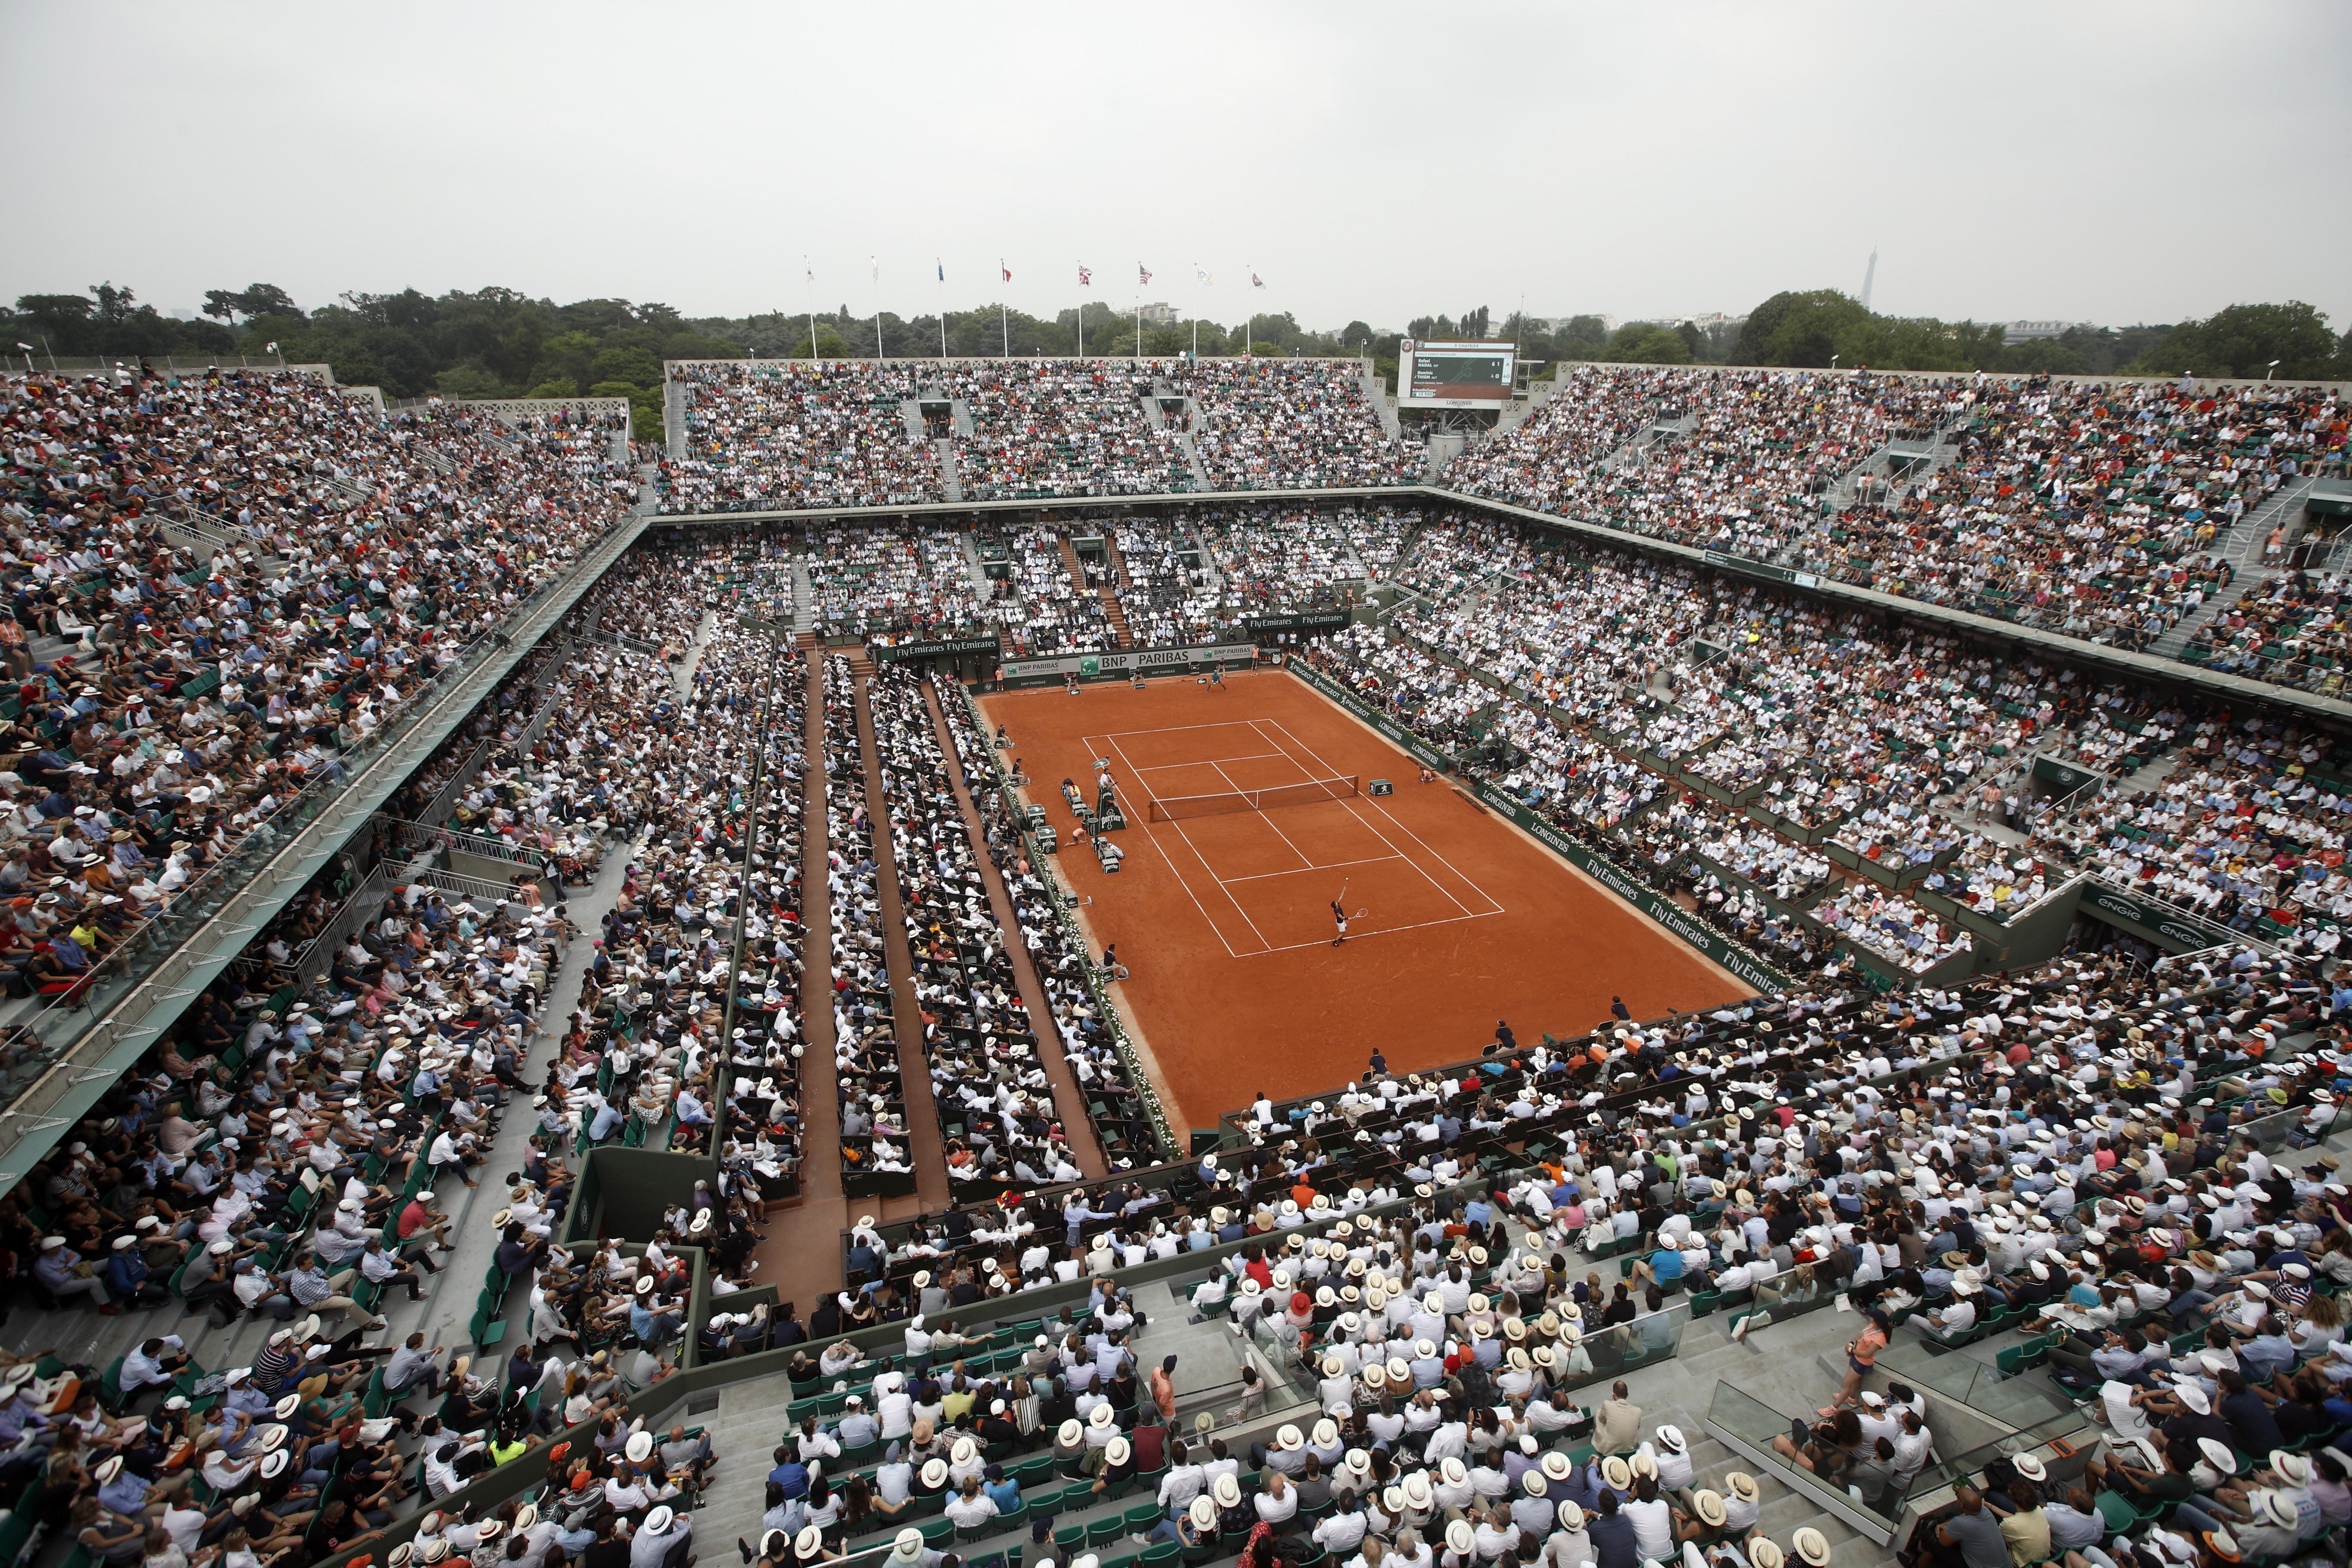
left=1171, top=358, right=1424, bottom=490
left=943, top=360, right=1195, bottom=499
left=658, top=361, right=944, bottom=512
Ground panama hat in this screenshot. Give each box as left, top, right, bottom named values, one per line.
left=625, top=1430, right=655, bottom=1463
left=1446, top=1521, right=1474, bottom=1556
left=1555, top=1501, right=1585, bottom=1531
left=1089, top=1403, right=1117, bottom=1428
left=1539, top=1451, right=1571, bottom=1481
left=920, top=1458, right=949, bottom=1488
left=1057, top=1418, right=1084, bottom=1447
left=1749, top=1542, right=1785, bottom=1568
left=1792, top=1529, right=1831, bottom=1567
left=1726, top=1471, right=1759, bottom=1501
left=1694, top=1490, right=1727, bottom=1527
left=1523, top=1470, right=1549, bottom=1498
left=1188, top=1496, right=1216, bottom=1531
left=889, top=1529, right=926, bottom=1566
left=1104, top=1436, right=1131, bottom=1466
left=1275, top=1424, right=1304, bottom=1451
left=1600, top=1455, right=1631, bottom=1490
left=643, top=1509, right=674, bottom=1537
left=1213, top=1473, right=1243, bottom=1509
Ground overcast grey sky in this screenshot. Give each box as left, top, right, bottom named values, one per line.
left=5, top=2, right=2345, bottom=333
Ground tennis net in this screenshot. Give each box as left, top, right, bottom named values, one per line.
left=1149, top=775, right=1362, bottom=822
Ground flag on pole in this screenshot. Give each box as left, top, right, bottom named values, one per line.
left=871, top=256, right=879, bottom=283
left=1138, top=263, right=1153, bottom=286
left=937, top=259, right=944, bottom=282
left=1001, top=260, right=1011, bottom=282
left=1077, top=264, right=1092, bottom=286
left=1196, top=265, right=1210, bottom=285
left=1251, top=272, right=1265, bottom=288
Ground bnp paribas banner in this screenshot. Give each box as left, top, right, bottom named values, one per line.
left=999, top=643, right=1259, bottom=686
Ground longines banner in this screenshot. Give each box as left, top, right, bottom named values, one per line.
left=998, top=643, right=1258, bottom=685
left=1470, top=780, right=1793, bottom=994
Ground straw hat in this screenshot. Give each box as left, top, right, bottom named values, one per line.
left=1749, top=1543, right=1785, bottom=1568
left=1213, top=1473, right=1243, bottom=1509
left=1694, top=1490, right=1727, bottom=1528
left=1555, top=1502, right=1585, bottom=1531
left=1792, top=1528, right=1831, bottom=1566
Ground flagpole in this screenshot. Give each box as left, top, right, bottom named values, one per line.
left=1001, top=301, right=1008, bottom=359
left=805, top=256, right=817, bottom=361
left=871, top=255, right=883, bottom=362
left=938, top=260, right=947, bottom=358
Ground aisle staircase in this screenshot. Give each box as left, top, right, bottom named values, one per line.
left=934, top=437, right=965, bottom=503
left=2148, top=474, right=2318, bottom=659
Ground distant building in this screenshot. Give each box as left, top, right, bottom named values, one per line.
left=2004, top=320, right=2093, bottom=341
left=1137, top=302, right=1177, bottom=326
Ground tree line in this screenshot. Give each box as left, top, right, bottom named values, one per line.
left=6, top=280, right=2343, bottom=446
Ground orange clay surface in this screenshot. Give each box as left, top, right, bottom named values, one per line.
left=978, top=670, right=1752, bottom=1131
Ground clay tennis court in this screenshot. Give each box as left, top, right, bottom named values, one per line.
left=979, top=669, right=1753, bottom=1131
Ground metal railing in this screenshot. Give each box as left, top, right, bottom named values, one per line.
left=289, top=864, right=402, bottom=988
left=0, top=514, right=650, bottom=1193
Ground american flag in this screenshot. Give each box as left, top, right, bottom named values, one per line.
left=1138, top=263, right=1152, bottom=285
left=1077, top=264, right=1092, bottom=286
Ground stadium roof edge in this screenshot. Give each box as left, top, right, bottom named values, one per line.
left=653, top=482, right=2352, bottom=725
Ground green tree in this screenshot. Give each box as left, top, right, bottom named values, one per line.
left=203, top=284, right=299, bottom=324
left=2129, top=301, right=2340, bottom=379
left=592, top=345, right=662, bottom=386
left=1598, top=322, right=1693, bottom=364
left=434, top=364, right=505, bottom=398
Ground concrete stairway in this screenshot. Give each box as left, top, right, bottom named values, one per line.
left=934, top=438, right=965, bottom=503
left=1175, top=431, right=1211, bottom=490
left=1358, top=364, right=1403, bottom=440
left=2148, top=474, right=2318, bottom=659
left=792, top=563, right=817, bottom=635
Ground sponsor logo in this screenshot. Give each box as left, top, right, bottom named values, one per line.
left=1078, top=655, right=1102, bottom=677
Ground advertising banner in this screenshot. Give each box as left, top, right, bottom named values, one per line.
left=1243, top=610, right=1355, bottom=635
left=873, top=636, right=1001, bottom=663
left=998, top=642, right=1259, bottom=687
left=2078, top=879, right=2234, bottom=952
left=1288, top=664, right=1452, bottom=772
left=1468, top=781, right=1792, bottom=993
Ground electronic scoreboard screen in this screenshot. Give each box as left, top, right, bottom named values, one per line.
left=1401, top=340, right=1516, bottom=408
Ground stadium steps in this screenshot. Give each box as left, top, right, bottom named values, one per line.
left=1174, top=429, right=1211, bottom=490
left=1137, top=393, right=1168, bottom=432
left=1358, top=363, right=1403, bottom=440
left=934, top=437, right=965, bottom=503
left=2147, top=473, right=2317, bottom=659
left=792, top=563, right=818, bottom=634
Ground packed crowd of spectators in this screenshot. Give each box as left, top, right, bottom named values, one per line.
left=943, top=363, right=1194, bottom=500
left=657, top=362, right=943, bottom=513
left=824, top=655, right=918, bottom=1195
left=0, top=365, right=631, bottom=1093
left=868, top=667, right=1086, bottom=1190
left=804, top=520, right=991, bottom=647
left=994, top=526, right=1115, bottom=658
left=1170, top=361, right=1423, bottom=491
left=1108, top=517, right=1224, bottom=648
left=2184, top=569, right=2352, bottom=695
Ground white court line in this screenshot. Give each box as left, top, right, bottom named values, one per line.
left=1247, top=717, right=1478, bottom=919
left=1087, top=720, right=1289, bottom=740
left=1102, top=732, right=1273, bottom=956
left=1218, top=854, right=1406, bottom=885
left=1130, top=752, right=1292, bottom=771
left=1253, top=910, right=1492, bottom=954
left=1210, top=759, right=1314, bottom=872
left=1255, top=717, right=1509, bottom=918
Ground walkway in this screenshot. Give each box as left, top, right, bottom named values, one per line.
left=746, top=643, right=860, bottom=1297
left=920, top=677, right=1108, bottom=1181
